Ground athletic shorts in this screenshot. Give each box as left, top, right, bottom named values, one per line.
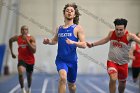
left=55, top=58, right=77, bottom=83
left=132, top=67, right=140, bottom=79
left=18, top=60, right=34, bottom=73
left=107, top=60, right=128, bottom=81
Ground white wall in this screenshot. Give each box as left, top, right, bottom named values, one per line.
left=18, top=0, right=55, bottom=37
left=17, top=0, right=140, bottom=38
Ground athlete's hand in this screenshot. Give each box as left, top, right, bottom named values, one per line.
left=66, top=38, right=75, bottom=44
left=129, top=33, right=136, bottom=41
left=86, top=42, right=93, bottom=48
left=129, top=55, right=135, bottom=60
left=22, top=35, right=27, bottom=40
left=43, top=38, right=50, bottom=44
left=12, top=53, right=16, bottom=59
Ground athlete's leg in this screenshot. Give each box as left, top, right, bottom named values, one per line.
left=26, top=72, right=32, bottom=88
left=118, top=63, right=128, bottom=93
left=17, top=61, right=26, bottom=93
left=109, top=73, right=117, bottom=93
left=58, top=69, right=67, bottom=93
left=26, top=72, right=32, bottom=93
left=18, top=66, right=25, bottom=88
left=107, top=61, right=118, bottom=93
left=26, top=64, right=34, bottom=93
left=118, top=80, right=126, bottom=93
left=67, top=62, right=77, bottom=93
left=55, top=58, right=69, bottom=93
left=132, top=67, right=139, bottom=83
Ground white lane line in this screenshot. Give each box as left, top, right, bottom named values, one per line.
left=41, top=78, right=48, bottom=93
left=9, top=78, right=27, bottom=93
left=9, top=84, right=20, bottom=93
left=76, top=80, right=91, bottom=93
left=86, top=80, right=106, bottom=93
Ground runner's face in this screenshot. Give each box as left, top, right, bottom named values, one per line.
left=21, top=27, right=28, bottom=35
left=64, top=6, right=75, bottom=20
left=115, top=25, right=125, bottom=37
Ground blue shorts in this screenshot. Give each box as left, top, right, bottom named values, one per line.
left=55, top=58, right=77, bottom=83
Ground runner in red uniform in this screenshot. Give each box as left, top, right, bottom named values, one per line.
left=9, top=25, right=36, bottom=93
left=129, top=32, right=140, bottom=83
left=87, top=18, right=140, bottom=93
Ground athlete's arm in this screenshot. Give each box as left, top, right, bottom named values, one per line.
left=9, top=35, right=18, bottom=59
left=25, top=36, right=36, bottom=53
left=43, top=28, right=58, bottom=45
left=128, top=33, right=140, bottom=44
left=66, top=25, right=86, bottom=48
left=87, top=31, right=112, bottom=48
left=128, top=44, right=135, bottom=60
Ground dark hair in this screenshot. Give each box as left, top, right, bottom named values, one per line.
left=114, top=18, right=128, bottom=28
left=63, top=3, right=81, bottom=25
left=21, top=25, right=28, bottom=30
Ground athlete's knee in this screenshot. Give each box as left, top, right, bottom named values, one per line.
left=119, top=80, right=126, bottom=87
left=68, top=83, right=76, bottom=90
left=59, top=70, right=67, bottom=84
left=27, top=72, right=32, bottom=78
left=18, top=66, right=25, bottom=74
left=110, top=73, right=118, bottom=81
left=18, top=74, right=23, bottom=78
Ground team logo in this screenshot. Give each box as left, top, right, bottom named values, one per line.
left=112, top=42, right=122, bottom=48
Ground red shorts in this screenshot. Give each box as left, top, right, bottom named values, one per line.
left=107, top=60, right=128, bottom=81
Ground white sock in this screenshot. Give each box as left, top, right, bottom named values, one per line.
left=27, top=88, right=31, bottom=93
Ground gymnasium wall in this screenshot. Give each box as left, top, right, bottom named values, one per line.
left=18, top=0, right=140, bottom=37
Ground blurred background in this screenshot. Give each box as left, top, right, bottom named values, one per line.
left=0, top=0, right=140, bottom=75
